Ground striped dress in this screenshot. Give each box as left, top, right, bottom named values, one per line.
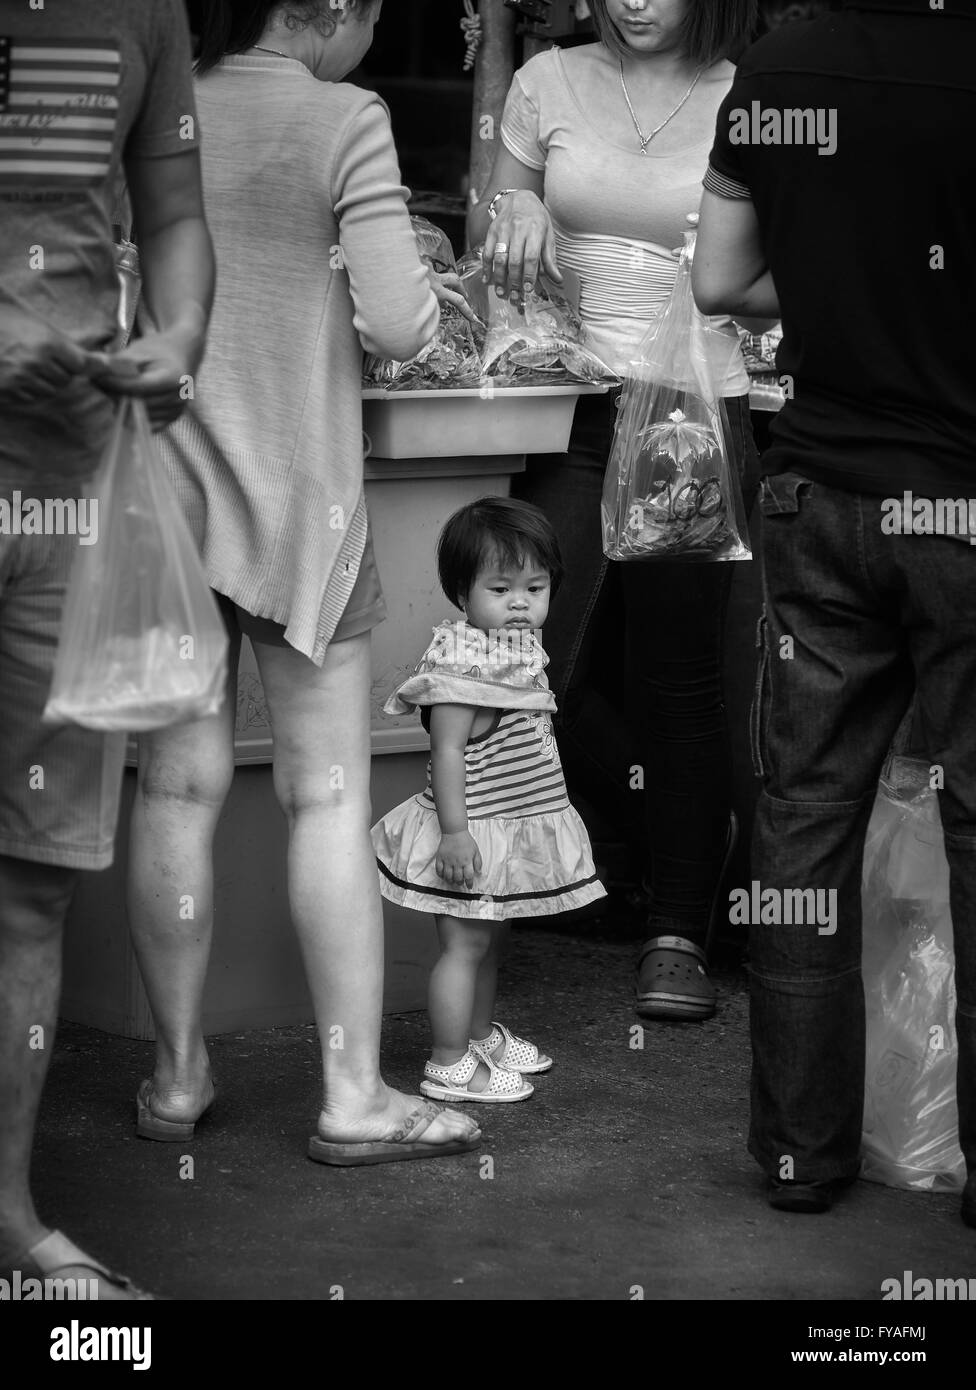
left=371, top=621, right=606, bottom=921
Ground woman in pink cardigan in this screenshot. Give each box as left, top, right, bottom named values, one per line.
left=128, top=0, right=480, bottom=1165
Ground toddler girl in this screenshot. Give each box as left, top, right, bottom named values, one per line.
left=372, top=497, right=606, bottom=1101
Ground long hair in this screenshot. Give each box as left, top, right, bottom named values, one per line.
left=194, top=0, right=379, bottom=75
left=587, top=0, right=758, bottom=66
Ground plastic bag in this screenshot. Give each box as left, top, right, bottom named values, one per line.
left=363, top=217, right=483, bottom=390
left=860, top=755, right=966, bottom=1192
left=601, top=231, right=751, bottom=562
left=458, top=255, right=618, bottom=386
left=43, top=397, right=228, bottom=732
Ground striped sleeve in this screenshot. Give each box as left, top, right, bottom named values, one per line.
left=706, top=73, right=760, bottom=204
left=703, top=163, right=752, bottom=201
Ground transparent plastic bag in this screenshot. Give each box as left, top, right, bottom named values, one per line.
left=601, top=231, right=751, bottom=562
left=43, top=397, right=228, bottom=732
left=457, top=256, right=618, bottom=387
left=362, top=217, right=483, bottom=390
left=860, top=755, right=966, bottom=1192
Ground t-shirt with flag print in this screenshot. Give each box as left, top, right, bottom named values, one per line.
left=0, top=0, right=197, bottom=479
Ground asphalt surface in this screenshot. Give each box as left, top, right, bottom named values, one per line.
left=32, top=909, right=975, bottom=1302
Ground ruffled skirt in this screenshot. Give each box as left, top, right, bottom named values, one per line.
left=372, top=797, right=607, bottom=921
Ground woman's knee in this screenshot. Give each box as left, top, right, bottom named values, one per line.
left=272, top=762, right=370, bottom=826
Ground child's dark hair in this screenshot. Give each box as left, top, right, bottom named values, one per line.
left=437, top=497, right=563, bottom=609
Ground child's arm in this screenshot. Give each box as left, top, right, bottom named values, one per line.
left=429, top=704, right=483, bottom=891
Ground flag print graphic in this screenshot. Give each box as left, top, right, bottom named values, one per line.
left=0, top=35, right=120, bottom=188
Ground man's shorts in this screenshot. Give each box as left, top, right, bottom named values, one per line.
left=215, top=523, right=386, bottom=649
left=0, top=482, right=126, bottom=871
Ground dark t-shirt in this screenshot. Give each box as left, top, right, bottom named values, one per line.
left=0, top=0, right=197, bottom=479
left=705, top=0, right=976, bottom=497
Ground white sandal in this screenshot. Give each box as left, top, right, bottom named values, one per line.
left=470, top=1021, right=552, bottom=1074
left=420, top=1044, right=534, bottom=1103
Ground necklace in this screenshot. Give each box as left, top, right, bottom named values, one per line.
left=618, top=61, right=703, bottom=154
left=252, top=44, right=297, bottom=61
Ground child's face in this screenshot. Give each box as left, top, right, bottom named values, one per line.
left=463, top=555, right=551, bottom=637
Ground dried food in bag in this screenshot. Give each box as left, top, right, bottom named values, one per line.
left=43, top=397, right=228, bottom=731
left=458, top=255, right=618, bottom=386
left=601, top=231, right=751, bottom=562
left=363, top=217, right=483, bottom=390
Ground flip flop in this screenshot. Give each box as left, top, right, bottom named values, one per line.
left=307, top=1099, right=482, bottom=1167
left=16, top=1230, right=154, bottom=1300
left=136, top=1077, right=216, bottom=1142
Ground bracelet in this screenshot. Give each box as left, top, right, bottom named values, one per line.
left=487, top=188, right=519, bottom=221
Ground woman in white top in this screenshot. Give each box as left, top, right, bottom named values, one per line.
left=129, top=0, right=480, bottom=1165
left=469, top=0, right=761, bottom=1022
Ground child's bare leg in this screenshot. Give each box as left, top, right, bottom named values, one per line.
left=471, top=921, right=509, bottom=1042
left=430, top=915, right=495, bottom=1090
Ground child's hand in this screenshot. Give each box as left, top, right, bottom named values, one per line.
left=435, top=831, right=483, bottom=889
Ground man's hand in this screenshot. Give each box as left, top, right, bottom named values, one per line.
left=435, top=830, right=483, bottom=890
left=89, top=323, right=203, bottom=431
left=0, top=314, right=92, bottom=406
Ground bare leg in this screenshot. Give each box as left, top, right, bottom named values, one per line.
left=126, top=634, right=239, bottom=1117
left=254, top=631, right=479, bottom=1146
left=470, top=921, right=509, bottom=1042
left=429, top=915, right=500, bottom=1092
left=0, top=855, right=149, bottom=1297
left=0, top=855, right=75, bottom=1265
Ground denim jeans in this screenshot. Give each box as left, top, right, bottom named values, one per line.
left=511, top=390, right=759, bottom=939
left=749, top=471, right=976, bottom=1183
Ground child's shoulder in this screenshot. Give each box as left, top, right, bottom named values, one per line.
left=383, top=619, right=556, bottom=719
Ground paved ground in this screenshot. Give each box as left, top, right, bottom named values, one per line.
left=34, top=910, right=974, bottom=1302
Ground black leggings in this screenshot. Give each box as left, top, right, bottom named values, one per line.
left=511, top=389, right=760, bottom=939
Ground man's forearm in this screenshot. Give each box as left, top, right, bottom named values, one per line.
left=137, top=215, right=215, bottom=367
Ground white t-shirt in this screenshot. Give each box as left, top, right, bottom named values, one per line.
left=500, top=46, right=749, bottom=393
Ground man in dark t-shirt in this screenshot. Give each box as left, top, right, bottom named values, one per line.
left=0, top=0, right=214, bottom=1296
left=694, top=0, right=976, bottom=1225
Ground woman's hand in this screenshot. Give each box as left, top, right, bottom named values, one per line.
left=482, top=189, right=562, bottom=302
left=435, top=830, right=483, bottom=890
left=426, top=266, right=479, bottom=325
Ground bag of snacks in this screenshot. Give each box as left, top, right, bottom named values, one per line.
left=601, top=231, right=751, bottom=562
left=363, top=217, right=483, bottom=390
left=43, top=397, right=228, bottom=731
left=457, top=255, right=618, bottom=387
